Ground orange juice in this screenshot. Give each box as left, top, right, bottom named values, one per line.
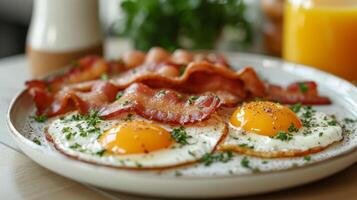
left=283, top=0, right=357, bottom=81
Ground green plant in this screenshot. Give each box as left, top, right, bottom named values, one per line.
left=115, top=0, right=252, bottom=51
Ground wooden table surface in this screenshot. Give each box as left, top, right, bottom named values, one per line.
left=1, top=53, right=356, bottom=200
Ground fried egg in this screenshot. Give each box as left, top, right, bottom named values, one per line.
left=218, top=101, right=343, bottom=158
left=47, top=112, right=226, bottom=169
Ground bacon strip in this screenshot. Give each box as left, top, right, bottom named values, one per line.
left=26, top=55, right=110, bottom=115
left=26, top=54, right=331, bottom=121
left=48, top=81, right=119, bottom=116
left=99, top=83, right=221, bottom=125
left=36, top=55, right=107, bottom=92
left=266, top=81, right=331, bottom=105
left=111, top=61, right=266, bottom=101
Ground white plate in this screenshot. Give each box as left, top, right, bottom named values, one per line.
left=7, top=53, right=357, bottom=198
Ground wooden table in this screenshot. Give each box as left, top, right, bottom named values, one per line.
left=1, top=55, right=356, bottom=200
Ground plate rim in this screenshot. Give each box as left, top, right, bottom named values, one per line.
left=6, top=52, right=357, bottom=180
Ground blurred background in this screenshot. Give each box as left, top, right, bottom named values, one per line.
left=1, top=0, right=356, bottom=81
left=0, top=0, right=281, bottom=58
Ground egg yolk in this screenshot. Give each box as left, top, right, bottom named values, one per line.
left=230, top=101, right=302, bottom=137
left=99, top=121, right=172, bottom=155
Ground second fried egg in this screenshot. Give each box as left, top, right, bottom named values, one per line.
left=218, top=101, right=343, bottom=158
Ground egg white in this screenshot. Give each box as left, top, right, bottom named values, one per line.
left=218, top=108, right=343, bottom=157
left=47, top=112, right=226, bottom=168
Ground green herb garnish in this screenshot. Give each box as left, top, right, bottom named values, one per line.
left=85, top=110, right=102, bottom=127
left=96, top=149, right=106, bottom=157
left=343, top=118, right=357, bottom=124
left=62, top=127, right=75, bottom=140
left=303, top=155, right=311, bottom=161
left=187, top=96, right=199, bottom=105
left=31, top=115, right=47, bottom=123
left=238, top=143, right=254, bottom=149
left=288, top=123, right=299, bottom=133
left=157, top=90, right=167, bottom=96
left=298, top=82, right=309, bottom=93
left=122, top=100, right=130, bottom=106
left=327, top=119, right=338, bottom=126
left=240, top=156, right=250, bottom=168
left=289, top=103, right=302, bottom=113
left=116, top=92, right=124, bottom=100
left=33, top=138, right=41, bottom=145
left=70, top=143, right=82, bottom=149
left=200, top=151, right=233, bottom=166
left=171, top=126, right=192, bottom=145
left=274, top=131, right=293, bottom=141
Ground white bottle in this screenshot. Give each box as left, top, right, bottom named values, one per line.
left=27, top=0, right=103, bottom=78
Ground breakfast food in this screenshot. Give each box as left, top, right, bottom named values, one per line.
left=47, top=112, right=226, bottom=168
left=218, top=102, right=342, bottom=158
left=26, top=47, right=347, bottom=171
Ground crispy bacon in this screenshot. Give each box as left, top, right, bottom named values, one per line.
left=99, top=83, right=221, bottom=124
left=47, top=81, right=119, bottom=116
left=26, top=55, right=107, bottom=96
left=266, top=81, right=331, bottom=105
left=25, top=80, right=53, bottom=115
left=26, top=53, right=331, bottom=122
left=111, top=61, right=266, bottom=100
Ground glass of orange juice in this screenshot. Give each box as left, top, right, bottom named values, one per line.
left=283, top=0, right=357, bottom=82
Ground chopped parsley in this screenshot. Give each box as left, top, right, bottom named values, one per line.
left=187, top=96, right=199, bottom=105
left=303, top=129, right=312, bottom=136
left=240, top=156, right=250, bottom=168
left=200, top=151, right=233, bottom=166
left=122, top=100, right=131, bottom=106
left=135, top=162, right=143, bottom=168
left=240, top=157, right=260, bottom=173
left=115, top=92, right=124, bottom=100
left=288, top=123, right=299, bottom=133
left=274, top=131, right=293, bottom=141
left=289, top=103, right=302, bottom=113
left=238, top=143, right=254, bottom=149
left=327, top=119, right=338, bottom=126
left=302, top=106, right=314, bottom=119
left=262, top=160, right=268, bottom=164
left=31, top=115, right=47, bottom=123
left=319, top=132, right=323, bottom=137
left=70, top=143, right=81, bottom=149
left=96, top=149, right=106, bottom=156
left=100, top=73, right=109, bottom=80
left=171, top=126, right=192, bottom=145
left=62, top=127, right=76, bottom=140
left=298, top=82, right=309, bottom=93
left=343, top=118, right=357, bottom=124
left=85, top=110, right=102, bottom=127
left=61, top=110, right=102, bottom=139
left=157, top=90, right=167, bottom=96
left=33, top=138, right=41, bottom=145
left=303, top=155, right=311, bottom=161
